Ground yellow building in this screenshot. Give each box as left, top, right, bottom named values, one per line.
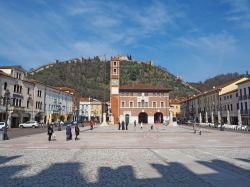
left=170, top=99, right=181, bottom=119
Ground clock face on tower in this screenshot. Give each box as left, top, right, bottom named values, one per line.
left=111, top=79, right=119, bottom=86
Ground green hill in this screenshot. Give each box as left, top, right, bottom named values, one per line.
left=28, top=58, right=199, bottom=101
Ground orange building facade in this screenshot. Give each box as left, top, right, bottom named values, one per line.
left=110, top=57, right=171, bottom=124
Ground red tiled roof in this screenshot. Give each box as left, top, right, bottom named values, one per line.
left=80, top=97, right=90, bottom=102
left=119, top=83, right=171, bottom=92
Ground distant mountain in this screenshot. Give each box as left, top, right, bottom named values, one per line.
left=27, top=58, right=199, bottom=101
left=188, top=73, right=247, bottom=92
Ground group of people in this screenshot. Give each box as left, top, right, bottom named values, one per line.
left=47, top=123, right=80, bottom=141
left=47, top=119, right=96, bottom=141
left=118, top=120, right=144, bottom=130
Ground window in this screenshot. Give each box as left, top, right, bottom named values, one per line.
left=161, top=102, right=164, bottom=108
left=248, top=87, right=250, bottom=95
left=19, top=100, right=21, bottom=107
left=121, top=101, right=125, bottom=107
left=231, top=104, right=233, bottom=111
left=37, top=90, right=42, bottom=97
left=20, top=86, right=22, bottom=93
left=236, top=93, right=238, bottom=97
left=244, top=88, right=246, bottom=96
left=245, top=102, right=248, bottom=110
left=237, top=103, right=239, bottom=110
left=144, top=92, right=148, bottom=96
left=240, top=89, right=242, bottom=96
left=27, top=101, right=29, bottom=108
left=129, top=102, right=133, bottom=108
left=138, top=102, right=141, bottom=107
left=113, top=61, right=117, bottom=66
left=153, top=101, right=156, bottom=108
left=27, top=88, right=30, bottom=94
left=4, top=82, right=7, bottom=90
left=141, top=99, right=145, bottom=107
left=113, top=68, right=117, bottom=74
left=230, top=95, right=232, bottom=98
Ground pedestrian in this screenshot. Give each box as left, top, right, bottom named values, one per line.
left=75, top=124, right=80, bottom=140
left=140, top=122, right=143, bottom=129
left=48, top=124, right=53, bottom=141
left=126, top=121, right=128, bottom=130
left=66, top=125, right=72, bottom=140
left=89, top=119, right=94, bottom=130
left=122, top=121, right=125, bottom=130
left=118, top=121, right=121, bottom=130
left=134, top=120, right=136, bottom=127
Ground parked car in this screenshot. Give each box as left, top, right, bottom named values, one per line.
left=0, top=122, right=9, bottom=130
left=187, top=120, right=195, bottom=125
left=19, top=121, right=39, bottom=128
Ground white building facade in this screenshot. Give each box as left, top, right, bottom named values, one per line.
left=237, top=79, right=250, bottom=125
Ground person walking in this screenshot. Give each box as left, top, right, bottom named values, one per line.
left=66, top=125, right=72, bottom=140
left=89, top=119, right=94, bottom=130
left=48, top=124, right=53, bottom=141
left=118, top=121, right=121, bottom=130
left=122, top=121, right=125, bottom=130
left=140, top=122, right=143, bottom=130
left=134, top=120, right=137, bottom=127
left=126, top=121, right=128, bottom=130
left=75, top=124, right=80, bottom=140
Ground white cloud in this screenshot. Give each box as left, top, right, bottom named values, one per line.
left=223, top=0, right=250, bottom=28
left=178, top=32, right=237, bottom=54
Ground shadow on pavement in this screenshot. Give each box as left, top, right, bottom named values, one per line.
left=1, top=154, right=250, bottom=186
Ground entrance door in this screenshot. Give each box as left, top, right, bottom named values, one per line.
left=125, top=114, right=130, bottom=124
left=154, top=112, right=163, bottom=123
left=138, top=112, right=148, bottom=123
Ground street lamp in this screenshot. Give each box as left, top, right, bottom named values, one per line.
left=57, top=102, right=62, bottom=131
left=0, top=89, right=12, bottom=140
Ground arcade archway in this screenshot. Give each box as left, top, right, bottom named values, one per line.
left=138, top=112, right=148, bottom=124
left=154, top=112, right=163, bottom=123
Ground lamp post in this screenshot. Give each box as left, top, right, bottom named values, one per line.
left=57, top=102, right=62, bottom=131
left=0, top=89, right=12, bottom=140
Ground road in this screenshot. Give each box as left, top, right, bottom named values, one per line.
left=5, top=126, right=67, bottom=139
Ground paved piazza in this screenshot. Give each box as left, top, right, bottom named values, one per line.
left=0, top=125, right=250, bottom=187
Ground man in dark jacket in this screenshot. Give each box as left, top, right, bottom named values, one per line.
left=66, top=125, right=72, bottom=140
left=48, top=124, right=53, bottom=141
left=122, top=121, right=125, bottom=130
left=75, top=124, right=80, bottom=140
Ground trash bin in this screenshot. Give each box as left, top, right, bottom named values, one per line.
left=0, top=130, right=3, bottom=141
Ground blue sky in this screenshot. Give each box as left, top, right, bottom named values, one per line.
left=0, top=0, right=249, bottom=82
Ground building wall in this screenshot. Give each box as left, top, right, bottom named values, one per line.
left=238, top=80, right=250, bottom=125
left=119, top=92, right=170, bottom=124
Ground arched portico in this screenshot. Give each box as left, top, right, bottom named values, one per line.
left=138, top=112, right=148, bottom=124
left=154, top=112, right=163, bottom=123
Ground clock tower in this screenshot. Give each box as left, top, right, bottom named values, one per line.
left=110, top=57, right=120, bottom=124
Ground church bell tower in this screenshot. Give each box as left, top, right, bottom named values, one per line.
left=110, top=57, right=120, bottom=124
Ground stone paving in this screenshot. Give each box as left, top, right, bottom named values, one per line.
left=0, top=125, right=249, bottom=187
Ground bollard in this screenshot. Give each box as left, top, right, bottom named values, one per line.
left=199, top=130, right=202, bottom=135
left=151, top=125, right=153, bottom=130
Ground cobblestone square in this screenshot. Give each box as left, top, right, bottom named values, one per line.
left=0, top=125, right=250, bottom=187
